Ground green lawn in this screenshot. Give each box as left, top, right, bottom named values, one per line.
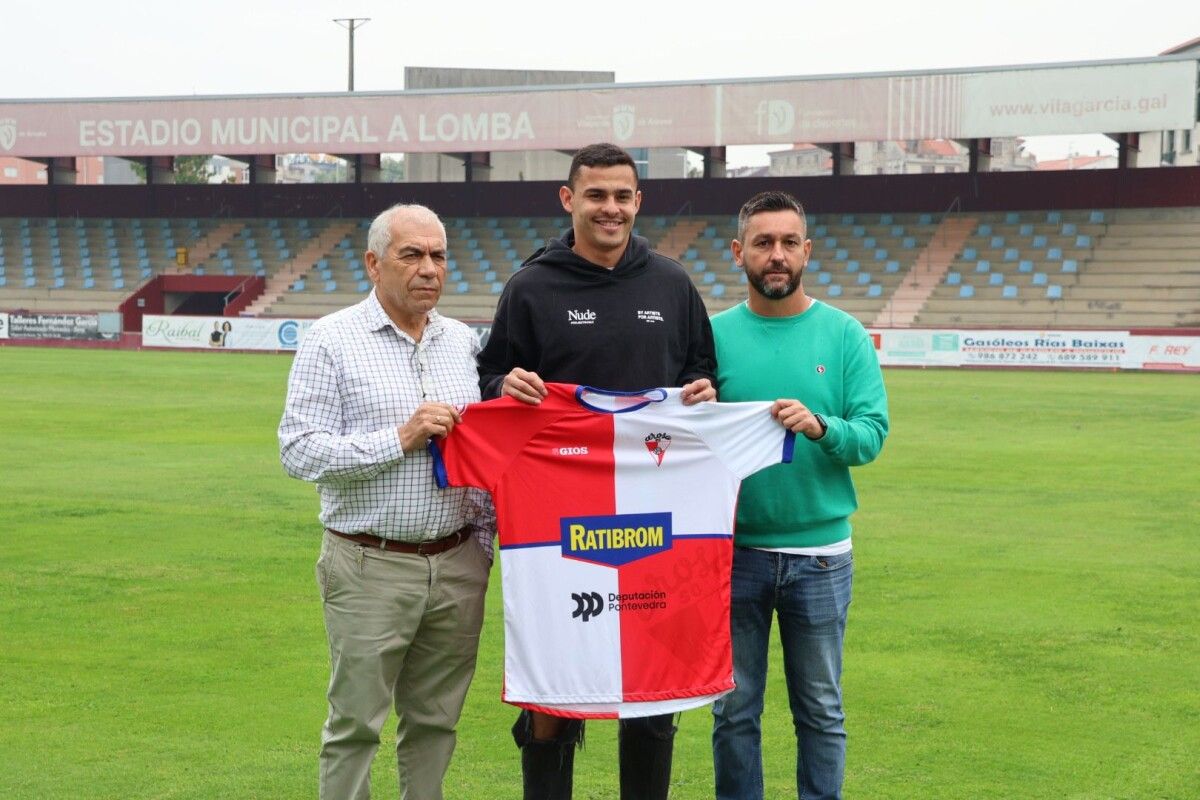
left=1, top=347, right=1197, bottom=799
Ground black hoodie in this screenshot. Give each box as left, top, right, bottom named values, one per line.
left=478, top=231, right=717, bottom=398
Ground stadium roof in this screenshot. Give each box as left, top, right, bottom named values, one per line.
left=0, top=53, right=1196, bottom=159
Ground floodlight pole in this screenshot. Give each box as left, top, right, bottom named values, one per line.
left=333, top=18, right=370, bottom=91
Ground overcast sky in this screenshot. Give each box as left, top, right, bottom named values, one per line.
left=3, top=0, right=1197, bottom=163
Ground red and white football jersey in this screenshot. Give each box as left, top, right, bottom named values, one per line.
left=433, top=383, right=794, bottom=718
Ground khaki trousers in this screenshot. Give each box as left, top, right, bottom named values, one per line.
left=315, top=530, right=490, bottom=800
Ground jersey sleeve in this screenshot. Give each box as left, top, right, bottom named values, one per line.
left=431, top=396, right=545, bottom=493
left=689, top=400, right=795, bottom=481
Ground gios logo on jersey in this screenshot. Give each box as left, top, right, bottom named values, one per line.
left=560, top=512, right=672, bottom=567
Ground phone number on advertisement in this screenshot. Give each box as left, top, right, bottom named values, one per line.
left=964, top=351, right=1122, bottom=364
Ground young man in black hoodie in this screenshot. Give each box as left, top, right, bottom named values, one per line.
left=477, top=143, right=717, bottom=800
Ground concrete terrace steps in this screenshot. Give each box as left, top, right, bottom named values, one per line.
left=246, top=221, right=359, bottom=316
left=654, top=219, right=708, bottom=262
left=870, top=215, right=979, bottom=328
left=163, top=222, right=245, bottom=275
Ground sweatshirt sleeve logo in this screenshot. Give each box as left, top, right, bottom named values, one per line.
left=560, top=512, right=672, bottom=566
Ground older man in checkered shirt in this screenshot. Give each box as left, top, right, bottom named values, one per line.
left=280, top=203, right=495, bottom=800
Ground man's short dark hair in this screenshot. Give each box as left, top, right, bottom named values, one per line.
left=737, top=191, right=807, bottom=241
left=567, top=143, right=638, bottom=188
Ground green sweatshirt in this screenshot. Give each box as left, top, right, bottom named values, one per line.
left=712, top=300, right=889, bottom=548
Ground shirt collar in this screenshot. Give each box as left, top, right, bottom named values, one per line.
left=363, top=288, right=444, bottom=341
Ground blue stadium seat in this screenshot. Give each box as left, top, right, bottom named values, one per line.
left=885, top=260, right=900, bottom=273
left=292, top=279, right=305, bottom=291
left=1062, top=260, right=1078, bottom=273
left=53, top=277, right=65, bottom=289
left=857, top=272, right=871, bottom=285
left=490, top=282, right=505, bottom=294
left=818, top=272, right=832, bottom=285
left=890, top=225, right=905, bottom=236
left=1061, top=223, right=1077, bottom=235
left=990, top=235, right=1005, bottom=248
left=946, top=272, right=962, bottom=285
left=874, top=248, right=887, bottom=260
left=357, top=280, right=371, bottom=292
left=1046, top=211, right=1062, bottom=223
left=711, top=283, right=726, bottom=298
left=813, top=225, right=827, bottom=237
left=841, top=214, right=855, bottom=225
left=977, top=224, right=992, bottom=236
left=1018, top=260, right=1034, bottom=272
left=454, top=281, right=469, bottom=294
left=852, top=225, right=865, bottom=237
left=1032, top=235, right=1047, bottom=247
left=989, top=273, right=1004, bottom=286
left=1046, top=285, right=1063, bottom=299
left=835, top=249, right=848, bottom=260
left=1002, top=285, right=1017, bottom=298
left=976, top=259, right=991, bottom=273
left=958, top=285, right=975, bottom=298
left=692, top=260, right=708, bottom=273
left=867, top=284, right=882, bottom=297
left=1032, top=273, right=1048, bottom=286
left=83, top=278, right=95, bottom=289
left=1004, top=248, right=1019, bottom=261
left=324, top=280, right=337, bottom=293
left=1075, top=235, right=1091, bottom=247
left=1006, top=212, right=1021, bottom=224
left=827, top=284, right=843, bottom=297
left=483, top=271, right=497, bottom=283
left=809, top=259, right=821, bottom=272
left=879, top=214, right=893, bottom=225
left=963, top=247, right=977, bottom=260
left=918, top=213, right=932, bottom=225
left=1047, top=247, right=1063, bottom=260
left=902, top=237, right=915, bottom=249
left=1088, top=210, right=1105, bottom=223
left=824, top=237, right=837, bottom=248
left=702, top=272, right=716, bottom=284
left=113, top=277, right=125, bottom=289
left=846, top=260, right=859, bottom=272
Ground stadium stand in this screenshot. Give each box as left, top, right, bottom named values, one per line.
left=2, top=207, right=1198, bottom=328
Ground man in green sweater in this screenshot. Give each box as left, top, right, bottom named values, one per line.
left=710, top=191, right=889, bottom=800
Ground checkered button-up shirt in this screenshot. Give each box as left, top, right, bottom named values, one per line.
left=279, top=291, right=494, bottom=554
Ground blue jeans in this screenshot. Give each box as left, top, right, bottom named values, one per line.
left=712, top=546, right=853, bottom=800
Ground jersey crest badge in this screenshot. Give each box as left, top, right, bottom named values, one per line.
left=644, top=432, right=672, bottom=466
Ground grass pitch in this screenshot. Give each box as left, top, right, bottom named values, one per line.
left=1, top=347, right=1197, bottom=799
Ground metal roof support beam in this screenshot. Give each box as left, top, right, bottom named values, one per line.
left=29, top=157, right=78, bottom=185
left=248, top=155, right=277, bottom=184
left=690, top=147, right=726, bottom=178
left=958, top=138, right=993, bottom=173
left=824, top=142, right=856, bottom=176
left=462, top=151, right=492, bottom=183
left=144, top=156, right=175, bottom=185
left=1108, top=132, right=1140, bottom=169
